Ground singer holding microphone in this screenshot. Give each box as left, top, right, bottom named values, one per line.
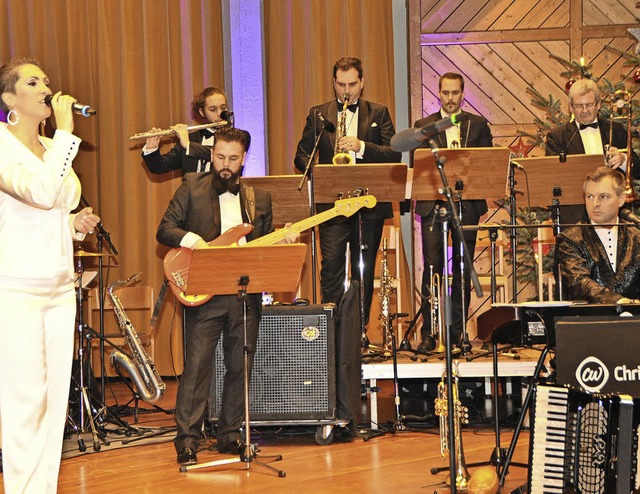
left=410, top=72, right=493, bottom=353
left=555, top=167, right=640, bottom=304
left=141, top=86, right=230, bottom=175
left=0, top=57, right=100, bottom=493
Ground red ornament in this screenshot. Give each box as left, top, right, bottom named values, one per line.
left=633, top=69, right=640, bottom=84
left=509, top=137, right=534, bottom=158
left=565, top=79, right=576, bottom=93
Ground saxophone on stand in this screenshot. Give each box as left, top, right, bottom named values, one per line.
left=378, top=238, right=397, bottom=352
left=108, top=273, right=166, bottom=404
left=434, top=361, right=471, bottom=490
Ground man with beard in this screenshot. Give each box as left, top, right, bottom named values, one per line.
left=413, top=72, right=493, bottom=352
left=142, top=86, right=229, bottom=175
left=157, top=127, right=295, bottom=465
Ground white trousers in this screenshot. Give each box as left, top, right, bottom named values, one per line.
left=0, top=273, right=75, bottom=494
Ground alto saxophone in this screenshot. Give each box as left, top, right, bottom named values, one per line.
left=332, top=95, right=354, bottom=165
left=378, top=238, right=397, bottom=351
left=434, top=361, right=470, bottom=490
left=108, top=273, right=166, bottom=404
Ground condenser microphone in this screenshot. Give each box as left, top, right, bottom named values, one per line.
left=559, top=125, right=580, bottom=163
left=315, top=110, right=336, bottom=133
left=44, top=94, right=96, bottom=117
left=620, top=208, right=640, bottom=226
left=390, top=114, right=467, bottom=152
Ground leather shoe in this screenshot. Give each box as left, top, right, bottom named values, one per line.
left=217, top=439, right=244, bottom=456
left=176, top=447, right=197, bottom=465
left=416, top=336, right=436, bottom=354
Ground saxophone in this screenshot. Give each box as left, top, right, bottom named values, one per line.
left=378, top=238, right=397, bottom=351
left=332, top=95, right=354, bottom=165
left=434, top=361, right=470, bottom=490
left=108, top=273, right=166, bottom=404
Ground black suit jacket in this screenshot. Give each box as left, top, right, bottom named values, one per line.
left=294, top=99, right=401, bottom=219
left=142, top=129, right=214, bottom=175
left=556, top=221, right=640, bottom=303
left=157, top=173, right=273, bottom=248
left=413, top=111, right=493, bottom=218
left=545, top=118, right=640, bottom=177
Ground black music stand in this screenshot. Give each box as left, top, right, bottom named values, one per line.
left=313, top=163, right=408, bottom=348
left=180, top=243, right=306, bottom=476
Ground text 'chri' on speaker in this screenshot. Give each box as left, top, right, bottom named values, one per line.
left=208, top=304, right=337, bottom=423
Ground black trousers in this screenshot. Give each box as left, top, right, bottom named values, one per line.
left=174, top=293, right=260, bottom=451
left=419, top=204, right=481, bottom=344
left=318, top=215, right=384, bottom=326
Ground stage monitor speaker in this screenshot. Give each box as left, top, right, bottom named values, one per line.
left=208, top=304, right=337, bottom=422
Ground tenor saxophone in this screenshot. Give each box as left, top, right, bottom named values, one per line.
left=434, top=361, right=470, bottom=490
left=108, top=273, right=166, bottom=404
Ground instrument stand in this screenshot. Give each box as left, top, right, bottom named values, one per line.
left=455, top=183, right=473, bottom=356
left=499, top=345, right=551, bottom=488
left=181, top=276, right=285, bottom=477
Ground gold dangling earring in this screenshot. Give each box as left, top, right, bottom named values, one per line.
left=7, top=109, right=19, bottom=126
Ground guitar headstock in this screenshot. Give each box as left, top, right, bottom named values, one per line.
left=334, top=194, right=378, bottom=217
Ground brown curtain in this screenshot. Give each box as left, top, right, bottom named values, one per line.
left=0, top=0, right=225, bottom=374
left=263, top=0, right=397, bottom=174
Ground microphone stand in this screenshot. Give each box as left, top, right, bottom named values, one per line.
left=79, top=195, right=118, bottom=407
left=429, top=142, right=483, bottom=493
left=551, top=187, right=563, bottom=301
left=508, top=163, right=519, bottom=303
left=298, top=113, right=328, bottom=304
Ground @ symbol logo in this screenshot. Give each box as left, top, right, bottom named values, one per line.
left=575, top=356, right=609, bottom=393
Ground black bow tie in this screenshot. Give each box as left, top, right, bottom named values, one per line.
left=337, top=101, right=359, bottom=113
left=579, top=122, right=599, bottom=130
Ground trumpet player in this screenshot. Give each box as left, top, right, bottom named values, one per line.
left=294, top=56, right=400, bottom=325
left=545, top=78, right=640, bottom=224
left=141, top=86, right=229, bottom=175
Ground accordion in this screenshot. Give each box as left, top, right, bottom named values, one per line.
left=528, top=383, right=640, bottom=494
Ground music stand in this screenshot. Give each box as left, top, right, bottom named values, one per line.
left=413, top=148, right=510, bottom=346
left=180, top=243, right=306, bottom=476
left=241, top=175, right=310, bottom=225
left=313, top=163, right=408, bottom=347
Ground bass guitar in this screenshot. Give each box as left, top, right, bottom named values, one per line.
left=164, top=194, right=377, bottom=306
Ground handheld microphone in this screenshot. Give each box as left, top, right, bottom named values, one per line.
left=44, top=94, right=96, bottom=117
left=620, top=208, right=640, bottom=226
left=220, top=110, right=234, bottom=121
left=390, top=114, right=466, bottom=152
left=315, top=110, right=336, bottom=133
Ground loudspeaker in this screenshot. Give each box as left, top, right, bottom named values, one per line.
left=208, top=304, right=337, bottom=422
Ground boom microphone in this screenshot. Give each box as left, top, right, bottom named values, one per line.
left=315, top=110, right=336, bottom=133
left=390, top=114, right=466, bottom=152
left=620, top=208, right=640, bottom=226
left=44, top=94, right=96, bottom=117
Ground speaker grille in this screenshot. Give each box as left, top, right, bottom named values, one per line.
left=208, top=305, right=336, bottom=422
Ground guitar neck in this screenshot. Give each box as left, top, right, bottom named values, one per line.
left=246, top=208, right=343, bottom=247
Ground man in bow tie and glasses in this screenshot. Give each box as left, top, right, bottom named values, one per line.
left=546, top=78, right=635, bottom=169
left=294, top=56, right=401, bottom=329
left=545, top=78, right=640, bottom=224
left=142, top=86, right=230, bottom=175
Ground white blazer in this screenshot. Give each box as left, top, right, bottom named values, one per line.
left=0, top=123, right=83, bottom=280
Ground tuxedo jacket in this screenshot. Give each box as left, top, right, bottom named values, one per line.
left=545, top=118, right=640, bottom=177
left=157, top=172, right=273, bottom=248
left=294, top=99, right=401, bottom=219
left=413, top=111, right=493, bottom=218
left=142, top=128, right=214, bottom=175
left=556, top=221, right=640, bottom=303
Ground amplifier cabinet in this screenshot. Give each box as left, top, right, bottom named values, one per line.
left=208, top=304, right=337, bottom=422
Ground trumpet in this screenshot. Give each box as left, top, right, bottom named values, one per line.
left=129, top=120, right=230, bottom=141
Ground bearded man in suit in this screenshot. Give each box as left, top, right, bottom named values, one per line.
left=413, top=72, right=493, bottom=352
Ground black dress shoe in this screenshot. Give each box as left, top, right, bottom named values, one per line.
left=217, top=439, right=244, bottom=455
left=416, top=336, right=436, bottom=354
left=176, top=447, right=197, bottom=465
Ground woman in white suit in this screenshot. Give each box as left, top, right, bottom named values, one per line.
left=0, top=57, right=100, bottom=494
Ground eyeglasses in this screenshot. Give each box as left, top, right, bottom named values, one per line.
left=571, top=102, right=598, bottom=111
